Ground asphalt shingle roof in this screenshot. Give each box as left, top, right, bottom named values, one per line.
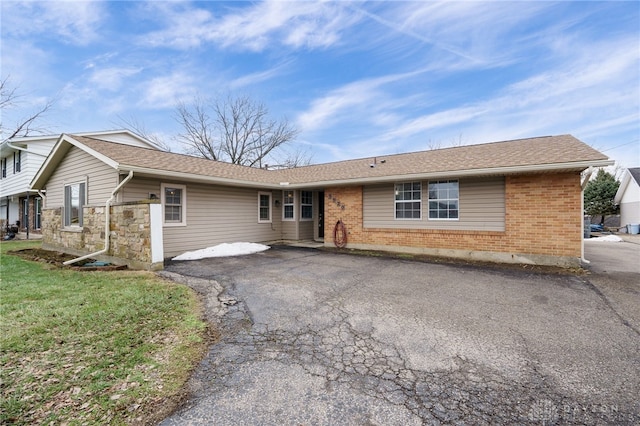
left=628, top=168, right=640, bottom=186
left=72, top=134, right=609, bottom=187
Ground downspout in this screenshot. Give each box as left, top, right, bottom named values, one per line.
left=26, top=192, right=29, bottom=240
left=63, top=171, right=134, bottom=265
left=580, top=167, right=594, bottom=264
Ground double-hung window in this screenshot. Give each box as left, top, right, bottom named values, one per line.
left=35, top=197, right=42, bottom=229
left=161, top=183, right=186, bottom=226
left=428, top=180, right=459, bottom=219
left=14, top=151, right=21, bottom=173
left=300, top=191, right=313, bottom=220
left=64, top=182, right=86, bottom=227
left=283, top=190, right=294, bottom=220
left=395, top=182, right=421, bottom=219
left=258, top=192, right=272, bottom=223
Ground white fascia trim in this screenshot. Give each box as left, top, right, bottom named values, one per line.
left=285, top=159, right=616, bottom=188
left=75, top=129, right=158, bottom=149
left=30, top=134, right=119, bottom=190
left=63, top=134, right=120, bottom=169
left=614, top=171, right=631, bottom=204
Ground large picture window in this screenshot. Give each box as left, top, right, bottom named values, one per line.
left=395, top=182, right=421, bottom=219
left=64, top=182, right=86, bottom=227
left=300, top=191, right=313, bottom=220
left=283, top=190, right=294, bottom=220
left=428, top=180, right=459, bottom=220
left=258, top=192, right=272, bottom=223
left=161, top=183, right=187, bottom=226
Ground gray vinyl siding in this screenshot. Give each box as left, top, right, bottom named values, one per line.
left=298, top=221, right=314, bottom=240
left=363, top=177, right=505, bottom=231
left=122, top=177, right=282, bottom=257
left=45, top=147, right=118, bottom=207
left=281, top=220, right=298, bottom=240
left=121, top=177, right=161, bottom=202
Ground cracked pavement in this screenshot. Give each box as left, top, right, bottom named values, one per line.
left=159, top=245, right=639, bottom=425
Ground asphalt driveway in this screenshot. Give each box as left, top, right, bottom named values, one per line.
left=160, top=244, right=639, bottom=425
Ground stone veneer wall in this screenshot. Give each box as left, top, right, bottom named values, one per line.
left=324, top=172, right=582, bottom=267
left=42, top=201, right=161, bottom=270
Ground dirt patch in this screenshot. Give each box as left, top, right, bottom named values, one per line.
left=8, top=248, right=127, bottom=271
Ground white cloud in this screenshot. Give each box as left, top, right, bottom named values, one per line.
left=1, top=1, right=105, bottom=45
left=297, top=70, right=427, bottom=132
left=138, top=72, right=198, bottom=109
left=375, top=35, right=640, bottom=146
left=140, top=0, right=361, bottom=51
left=229, top=62, right=291, bottom=90
left=89, top=67, right=143, bottom=91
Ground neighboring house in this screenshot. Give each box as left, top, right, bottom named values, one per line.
left=0, top=130, right=158, bottom=236
left=614, top=167, right=640, bottom=232
left=30, top=134, right=612, bottom=270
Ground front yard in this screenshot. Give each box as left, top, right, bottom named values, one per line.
left=0, top=240, right=208, bottom=425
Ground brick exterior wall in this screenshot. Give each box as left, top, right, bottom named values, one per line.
left=42, top=201, right=161, bottom=270
left=325, top=172, right=582, bottom=267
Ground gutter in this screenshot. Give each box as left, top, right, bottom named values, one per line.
left=580, top=167, right=595, bottom=264
left=3, top=141, right=49, bottom=157
left=63, top=171, right=134, bottom=266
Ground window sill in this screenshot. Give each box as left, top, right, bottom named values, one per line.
left=163, top=222, right=187, bottom=227
left=61, top=227, right=83, bottom=233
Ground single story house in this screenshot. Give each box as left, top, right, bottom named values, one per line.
left=614, top=167, right=640, bottom=233
left=30, top=133, right=612, bottom=270
left=1, top=130, right=157, bottom=237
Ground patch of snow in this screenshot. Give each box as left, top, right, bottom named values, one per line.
left=585, top=235, right=623, bottom=242
left=172, top=242, right=270, bottom=261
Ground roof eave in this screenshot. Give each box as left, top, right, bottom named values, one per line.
left=30, top=134, right=120, bottom=190
left=118, top=165, right=283, bottom=189
left=283, top=159, right=615, bottom=188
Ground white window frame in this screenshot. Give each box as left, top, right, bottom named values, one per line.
left=258, top=191, right=272, bottom=223
left=394, top=181, right=422, bottom=220
left=300, top=190, right=313, bottom=221
left=64, top=181, right=86, bottom=228
left=35, top=197, right=42, bottom=230
left=282, top=190, right=295, bottom=221
left=14, top=151, right=21, bottom=174
left=161, top=183, right=187, bottom=227
left=428, top=179, right=459, bottom=220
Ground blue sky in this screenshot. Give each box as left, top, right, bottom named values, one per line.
left=2, top=1, right=639, bottom=168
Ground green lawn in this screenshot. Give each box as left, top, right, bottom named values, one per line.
left=0, top=240, right=207, bottom=425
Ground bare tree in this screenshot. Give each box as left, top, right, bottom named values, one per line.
left=114, top=114, right=172, bottom=152
left=175, top=94, right=300, bottom=168
left=267, top=146, right=313, bottom=169
left=1, top=76, right=55, bottom=142
left=427, top=139, right=442, bottom=150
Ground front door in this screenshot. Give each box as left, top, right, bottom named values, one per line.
left=318, top=191, right=324, bottom=239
